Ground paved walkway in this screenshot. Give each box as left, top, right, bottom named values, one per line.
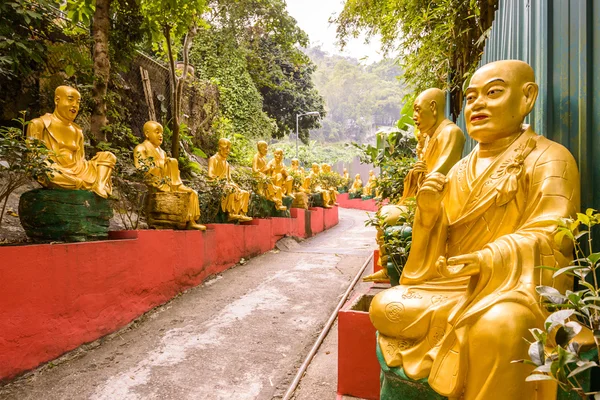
left=0, top=208, right=376, bottom=400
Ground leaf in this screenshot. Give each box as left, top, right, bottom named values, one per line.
left=525, top=374, right=555, bottom=382
left=577, top=212, right=591, bottom=226
left=65, top=65, right=76, bottom=78
left=588, top=253, right=600, bottom=265
left=567, top=361, right=597, bottom=378
left=555, top=321, right=582, bottom=347
left=536, top=286, right=567, bottom=304
left=528, top=341, right=545, bottom=366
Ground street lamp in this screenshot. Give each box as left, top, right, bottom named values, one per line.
left=296, top=111, right=320, bottom=158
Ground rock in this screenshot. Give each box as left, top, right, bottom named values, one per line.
left=146, top=192, right=190, bottom=229
left=19, top=188, right=113, bottom=242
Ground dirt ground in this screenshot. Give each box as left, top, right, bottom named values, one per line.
left=0, top=208, right=377, bottom=400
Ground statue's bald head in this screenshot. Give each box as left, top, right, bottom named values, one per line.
left=413, top=88, right=446, bottom=135
left=54, top=85, right=81, bottom=122
left=218, top=138, right=231, bottom=158
left=219, top=138, right=231, bottom=148
left=465, top=60, right=538, bottom=143
left=143, top=121, right=162, bottom=134
left=143, top=121, right=163, bottom=146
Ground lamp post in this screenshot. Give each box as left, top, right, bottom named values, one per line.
left=296, top=111, right=320, bottom=158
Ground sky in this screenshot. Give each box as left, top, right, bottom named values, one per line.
left=285, top=0, right=384, bottom=63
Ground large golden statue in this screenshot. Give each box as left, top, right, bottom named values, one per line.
left=134, top=121, right=206, bottom=230
left=27, top=86, right=116, bottom=198
left=364, top=88, right=465, bottom=282
left=208, top=138, right=252, bottom=222
left=252, top=141, right=287, bottom=211
left=369, top=60, right=579, bottom=399
left=308, top=163, right=332, bottom=208
left=267, top=148, right=294, bottom=198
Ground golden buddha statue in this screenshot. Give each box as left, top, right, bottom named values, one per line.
left=267, top=148, right=294, bottom=198
left=308, top=163, right=332, bottom=208
left=369, top=60, right=579, bottom=400
left=27, top=85, right=116, bottom=198
left=208, top=138, right=252, bottom=222
left=362, top=170, right=377, bottom=197
left=342, top=168, right=350, bottom=188
left=348, top=173, right=363, bottom=196
left=134, top=121, right=206, bottom=230
left=364, top=88, right=465, bottom=282
left=289, top=158, right=309, bottom=208
left=251, top=141, right=287, bottom=211
left=320, top=163, right=338, bottom=206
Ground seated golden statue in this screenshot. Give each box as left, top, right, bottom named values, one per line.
left=362, top=170, right=377, bottom=197
left=252, top=141, right=287, bottom=211
left=320, top=163, right=338, bottom=206
left=289, top=159, right=309, bottom=208
left=369, top=60, right=579, bottom=399
left=341, top=168, right=350, bottom=189
left=208, top=138, right=252, bottom=222
left=348, top=173, right=363, bottom=196
left=267, top=148, right=294, bottom=198
left=364, top=88, right=465, bottom=282
left=27, top=85, right=116, bottom=198
left=134, top=121, right=206, bottom=230
left=308, top=163, right=332, bottom=208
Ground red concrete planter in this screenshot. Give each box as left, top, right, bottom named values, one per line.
left=0, top=208, right=338, bottom=381
left=308, top=207, right=324, bottom=235
left=338, top=286, right=382, bottom=400
left=336, top=193, right=382, bottom=212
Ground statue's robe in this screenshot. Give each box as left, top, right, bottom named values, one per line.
left=373, top=127, right=579, bottom=397
left=27, top=113, right=116, bottom=197
left=208, top=153, right=249, bottom=215
left=401, top=119, right=465, bottom=201
left=267, top=159, right=293, bottom=196
left=134, top=140, right=200, bottom=223
left=348, top=178, right=362, bottom=195
left=253, top=154, right=285, bottom=206
left=308, top=171, right=331, bottom=205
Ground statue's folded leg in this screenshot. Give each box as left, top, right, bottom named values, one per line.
left=91, top=152, right=117, bottom=198
left=187, top=190, right=201, bottom=222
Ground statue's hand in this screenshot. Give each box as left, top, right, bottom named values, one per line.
left=416, top=172, right=447, bottom=213
left=412, top=160, right=427, bottom=172
left=437, top=253, right=482, bottom=278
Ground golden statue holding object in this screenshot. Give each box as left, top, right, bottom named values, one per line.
left=320, top=163, right=338, bottom=206
left=308, top=163, right=332, bottom=208
left=251, top=141, right=287, bottom=211
left=362, top=170, right=377, bottom=197
left=290, top=158, right=309, bottom=209
left=134, top=121, right=206, bottom=230
left=27, top=86, right=116, bottom=198
left=364, top=88, right=465, bottom=283
left=208, top=138, right=252, bottom=222
left=369, top=60, right=579, bottom=399
left=267, top=148, right=294, bottom=198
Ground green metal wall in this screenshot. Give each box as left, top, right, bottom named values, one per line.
left=456, top=0, right=600, bottom=209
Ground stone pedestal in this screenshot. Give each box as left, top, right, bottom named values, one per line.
left=19, top=188, right=113, bottom=242
left=146, top=191, right=189, bottom=229
left=291, top=191, right=309, bottom=209
left=310, top=192, right=324, bottom=207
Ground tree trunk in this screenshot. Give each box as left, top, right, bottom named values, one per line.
left=164, top=25, right=180, bottom=159
left=90, top=0, right=112, bottom=143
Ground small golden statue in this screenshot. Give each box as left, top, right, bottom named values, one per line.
left=320, top=163, right=338, bottom=206
left=208, top=138, right=252, bottom=222
left=267, top=148, right=295, bottom=198
left=364, top=88, right=465, bottom=282
left=348, top=173, right=363, bottom=197
left=362, top=170, right=377, bottom=197
left=289, top=158, right=309, bottom=208
left=308, top=163, right=332, bottom=208
left=134, top=121, right=206, bottom=230
left=369, top=60, right=580, bottom=399
left=27, top=85, right=116, bottom=198
left=341, top=168, right=350, bottom=189
left=252, top=141, right=287, bottom=211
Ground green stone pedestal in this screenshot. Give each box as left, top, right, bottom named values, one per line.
left=310, top=192, right=324, bottom=207
left=19, top=188, right=113, bottom=242
left=349, top=191, right=362, bottom=199
left=248, top=194, right=292, bottom=219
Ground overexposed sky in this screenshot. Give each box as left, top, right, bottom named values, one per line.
left=285, top=0, right=383, bottom=63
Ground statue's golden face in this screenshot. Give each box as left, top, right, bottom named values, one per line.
left=312, top=164, right=319, bottom=173
left=291, top=159, right=299, bottom=168
left=322, top=164, right=331, bottom=173
left=413, top=96, right=436, bottom=133
left=55, top=87, right=81, bottom=122
left=145, top=123, right=163, bottom=147
left=257, top=142, right=268, bottom=156
left=274, top=149, right=283, bottom=162
left=465, top=64, right=533, bottom=143
left=219, top=141, right=231, bottom=158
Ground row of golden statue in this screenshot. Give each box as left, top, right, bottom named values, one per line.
left=26, top=85, right=358, bottom=232
left=363, top=60, right=582, bottom=399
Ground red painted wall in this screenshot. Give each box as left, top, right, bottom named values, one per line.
left=338, top=287, right=381, bottom=400
left=0, top=207, right=338, bottom=381
left=336, top=193, right=381, bottom=212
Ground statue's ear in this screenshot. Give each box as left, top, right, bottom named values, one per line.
left=430, top=100, right=438, bottom=118
left=521, top=82, right=539, bottom=116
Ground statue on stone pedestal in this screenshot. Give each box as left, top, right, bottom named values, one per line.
left=208, top=138, right=252, bottom=222
left=251, top=141, right=287, bottom=211
left=134, top=121, right=206, bottom=230
left=308, top=163, right=332, bottom=208
left=27, top=85, right=116, bottom=198
left=364, top=88, right=465, bottom=282
left=267, top=148, right=294, bottom=198
left=320, top=163, right=338, bottom=206
left=362, top=170, right=377, bottom=198
left=369, top=60, right=580, bottom=400
left=289, top=158, right=309, bottom=209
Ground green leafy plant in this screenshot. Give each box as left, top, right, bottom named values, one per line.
left=0, top=114, right=54, bottom=226
left=514, top=209, right=600, bottom=398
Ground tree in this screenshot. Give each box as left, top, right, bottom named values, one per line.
left=141, top=0, right=207, bottom=159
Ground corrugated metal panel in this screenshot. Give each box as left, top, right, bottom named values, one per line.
left=456, top=0, right=599, bottom=209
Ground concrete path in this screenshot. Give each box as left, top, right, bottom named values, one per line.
left=0, top=208, right=376, bottom=400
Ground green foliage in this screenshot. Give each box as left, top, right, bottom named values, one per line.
left=305, top=47, right=408, bottom=143
left=333, top=0, right=497, bottom=118
left=273, top=140, right=361, bottom=167
left=376, top=157, right=416, bottom=204
left=516, top=210, right=600, bottom=398
left=0, top=114, right=54, bottom=226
